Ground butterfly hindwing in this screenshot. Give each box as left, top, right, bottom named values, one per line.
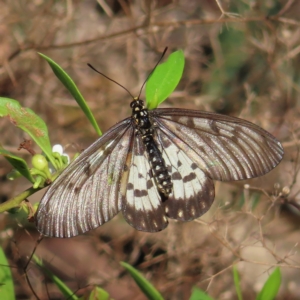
left=155, top=131, right=215, bottom=221
left=152, top=108, right=283, bottom=181
left=122, top=132, right=168, bottom=232
left=36, top=119, right=133, bottom=237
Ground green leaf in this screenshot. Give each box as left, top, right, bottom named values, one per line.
left=256, top=267, right=281, bottom=300
left=0, top=145, right=34, bottom=183
left=0, top=98, right=56, bottom=168
left=120, top=262, right=164, bottom=300
left=189, top=287, right=214, bottom=300
left=146, top=50, right=185, bottom=110
left=233, top=265, right=243, bottom=300
left=88, top=286, right=111, bottom=300
left=38, top=53, right=102, bottom=136
left=33, top=255, right=79, bottom=300
left=0, top=247, right=15, bottom=300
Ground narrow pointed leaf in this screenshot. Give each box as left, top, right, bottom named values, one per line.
left=120, top=262, right=164, bottom=300
left=0, top=145, right=34, bottom=183
left=0, top=98, right=56, bottom=168
left=256, top=267, right=281, bottom=300
left=38, top=53, right=102, bottom=136
left=33, top=255, right=79, bottom=300
left=146, top=50, right=185, bottom=110
left=233, top=265, right=243, bottom=300
left=0, top=247, right=15, bottom=300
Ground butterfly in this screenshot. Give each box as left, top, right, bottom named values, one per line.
left=36, top=88, right=284, bottom=238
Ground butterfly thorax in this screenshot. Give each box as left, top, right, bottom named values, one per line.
left=130, top=98, right=172, bottom=198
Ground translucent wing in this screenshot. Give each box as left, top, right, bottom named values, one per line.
left=121, top=132, right=168, bottom=232
left=152, top=108, right=284, bottom=181
left=156, top=131, right=215, bottom=221
left=36, top=119, right=133, bottom=238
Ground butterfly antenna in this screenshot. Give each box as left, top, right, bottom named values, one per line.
left=137, top=47, right=168, bottom=100
left=87, top=63, right=134, bottom=99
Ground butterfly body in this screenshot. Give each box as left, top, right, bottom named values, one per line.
left=36, top=98, right=284, bottom=238
left=131, top=98, right=172, bottom=198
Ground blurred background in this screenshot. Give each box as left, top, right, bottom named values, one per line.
left=0, top=0, right=299, bottom=299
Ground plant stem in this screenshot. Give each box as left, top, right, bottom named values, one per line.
left=0, top=186, right=43, bottom=213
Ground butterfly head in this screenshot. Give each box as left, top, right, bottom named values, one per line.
left=130, top=97, right=145, bottom=111
left=130, top=97, right=152, bottom=129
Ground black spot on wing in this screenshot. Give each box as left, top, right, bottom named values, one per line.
left=191, top=163, right=198, bottom=170
left=160, top=137, right=172, bottom=148
left=209, top=120, right=219, bottom=134
left=146, top=180, right=154, bottom=189
left=187, top=118, right=195, bottom=128
left=134, top=189, right=148, bottom=197
left=127, top=183, right=134, bottom=190
left=183, top=172, right=196, bottom=183
left=83, top=162, right=91, bottom=177
left=74, top=186, right=81, bottom=194
left=172, top=172, right=182, bottom=180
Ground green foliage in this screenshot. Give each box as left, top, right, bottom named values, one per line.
left=188, top=267, right=282, bottom=300
left=189, top=287, right=214, bottom=300
left=0, top=98, right=56, bottom=168
left=88, top=287, right=111, bottom=300
left=33, top=255, right=79, bottom=300
left=256, top=267, right=281, bottom=300
left=146, top=50, right=185, bottom=110
left=0, top=145, right=34, bottom=183
left=233, top=265, right=243, bottom=300
left=34, top=255, right=113, bottom=299
left=0, top=247, right=15, bottom=300
left=120, top=261, right=164, bottom=300
left=38, top=53, right=102, bottom=136
left=0, top=254, right=282, bottom=300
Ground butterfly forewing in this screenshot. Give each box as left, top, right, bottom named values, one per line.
left=122, top=132, right=168, bottom=232
left=156, top=132, right=215, bottom=221
left=151, top=108, right=283, bottom=181
left=36, top=119, right=133, bottom=237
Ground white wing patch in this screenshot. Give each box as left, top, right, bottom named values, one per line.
left=156, top=132, right=215, bottom=221
left=122, top=136, right=168, bottom=232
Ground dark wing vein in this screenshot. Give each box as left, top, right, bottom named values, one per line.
left=36, top=118, right=133, bottom=238
left=152, top=108, right=283, bottom=181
